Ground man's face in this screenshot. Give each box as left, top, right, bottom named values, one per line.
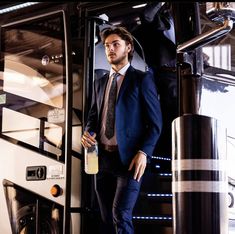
left=104, top=34, right=131, bottom=65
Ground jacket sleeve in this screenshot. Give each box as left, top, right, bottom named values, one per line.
left=139, top=70, right=163, bottom=156
left=84, top=80, right=99, bottom=133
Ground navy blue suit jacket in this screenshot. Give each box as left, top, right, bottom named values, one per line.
left=85, top=65, right=162, bottom=166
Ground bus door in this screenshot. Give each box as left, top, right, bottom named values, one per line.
left=0, top=4, right=82, bottom=234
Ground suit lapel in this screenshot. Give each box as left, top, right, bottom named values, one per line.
left=117, top=66, right=135, bottom=103
left=97, top=73, right=109, bottom=114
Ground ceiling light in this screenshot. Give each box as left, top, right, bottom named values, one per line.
left=132, top=3, right=147, bottom=9
left=0, top=2, right=39, bottom=14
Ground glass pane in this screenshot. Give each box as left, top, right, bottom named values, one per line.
left=201, top=2, right=235, bottom=72
left=0, top=12, right=66, bottom=160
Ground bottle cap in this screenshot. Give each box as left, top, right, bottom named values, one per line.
left=89, top=131, right=94, bottom=136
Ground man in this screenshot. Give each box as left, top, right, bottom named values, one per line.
left=81, top=26, right=162, bottom=234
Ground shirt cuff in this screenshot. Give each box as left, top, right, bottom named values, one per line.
left=138, top=150, right=147, bottom=157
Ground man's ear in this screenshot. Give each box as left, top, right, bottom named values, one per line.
left=127, top=44, right=131, bottom=52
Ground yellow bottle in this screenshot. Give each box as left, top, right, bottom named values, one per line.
left=84, top=143, right=99, bottom=174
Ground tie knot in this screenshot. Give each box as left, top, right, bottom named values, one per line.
left=112, top=73, right=119, bottom=80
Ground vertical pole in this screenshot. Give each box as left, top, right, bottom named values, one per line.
left=172, top=114, right=228, bottom=234
left=63, top=7, right=73, bottom=234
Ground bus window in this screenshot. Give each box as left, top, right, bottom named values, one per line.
left=0, top=12, right=66, bottom=161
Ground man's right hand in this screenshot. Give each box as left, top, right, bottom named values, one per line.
left=81, top=131, right=97, bottom=148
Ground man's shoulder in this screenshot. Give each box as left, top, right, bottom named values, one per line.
left=94, top=69, right=109, bottom=81
left=128, top=65, right=152, bottom=78
left=128, top=65, right=145, bottom=75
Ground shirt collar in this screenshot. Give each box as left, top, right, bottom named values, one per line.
left=110, top=62, right=130, bottom=77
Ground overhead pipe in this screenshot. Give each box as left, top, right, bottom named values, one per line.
left=177, top=18, right=233, bottom=53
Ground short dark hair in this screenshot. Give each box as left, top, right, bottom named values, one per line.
left=101, top=26, right=134, bottom=61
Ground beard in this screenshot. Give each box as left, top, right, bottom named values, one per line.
left=108, top=50, right=129, bottom=65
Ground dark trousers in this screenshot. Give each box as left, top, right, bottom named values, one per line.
left=95, top=149, right=142, bottom=234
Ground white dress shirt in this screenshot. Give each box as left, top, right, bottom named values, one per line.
left=100, top=63, right=130, bottom=146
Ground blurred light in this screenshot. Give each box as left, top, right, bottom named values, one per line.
left=152, top=156, right=171, bottom=161
left=133, top=216, right=172, bottom=220
left=159, top=173, right=172, bottom=177
left=112, top=21, right=122, bottom=26
left=147, top=193, right=172, bottom=197
left=0, top=2, right=39, bottom=14
left=132, top=3, right=147, bottom=9
left=99, top=13, right=109, bottom=22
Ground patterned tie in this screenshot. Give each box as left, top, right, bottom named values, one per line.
left=105, top=73, right=119, bottom=139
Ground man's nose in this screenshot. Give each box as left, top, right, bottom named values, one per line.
left=106, top=44, right=114, bottom=51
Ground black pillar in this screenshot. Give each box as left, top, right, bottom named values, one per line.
left=172, top=114, right=228, bottom=234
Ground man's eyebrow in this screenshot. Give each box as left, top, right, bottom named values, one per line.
left=104, top=40, right=120, bottom=45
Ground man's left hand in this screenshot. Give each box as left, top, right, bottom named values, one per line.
left=128, top=151, right=147, bottom=182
